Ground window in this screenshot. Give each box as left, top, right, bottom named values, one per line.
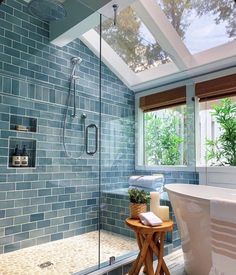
left=80, top=0, right=236, bottom=91
left=198, top=96, right=236, bottom=166
left=155, top=0, right=236, bottom=54
left=95, top=6, right=172, bottom=73
left=196, top=73, right=236, bottom=167
left=144, top=104, right=187, bottom=166
left=139, top=86, right=188, bottom=167
left=137, top=73, right=236, bottom=169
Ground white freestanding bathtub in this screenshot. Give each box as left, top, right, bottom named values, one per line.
left=165, top=184, right=236, bottom=275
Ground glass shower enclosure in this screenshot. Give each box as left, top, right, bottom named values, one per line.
left=0, top=1, right=137, bottom=274
left=60, top=8, right=137, bottom=274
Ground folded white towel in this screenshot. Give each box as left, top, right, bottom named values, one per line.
left=129, top=175, right=164, bottom=190
left=139, top=212, right=163, bottom=226
left=209, top=198, right=236, bottom=275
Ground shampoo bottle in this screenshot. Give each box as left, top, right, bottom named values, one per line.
left=12, top=145, right=21, bottom=167
left=21, top=145, right=29, bottom=167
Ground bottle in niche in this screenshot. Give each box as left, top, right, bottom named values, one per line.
left=12, top=145, right=21, bottom=167
left=21, top=145, right=29, bottom=167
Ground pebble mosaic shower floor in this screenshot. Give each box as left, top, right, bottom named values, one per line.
left=0, top=230, right=138, bottom=275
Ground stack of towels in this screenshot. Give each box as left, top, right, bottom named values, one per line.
left=129, top=174, right=164, bottom=191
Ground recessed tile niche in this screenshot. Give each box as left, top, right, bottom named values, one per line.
left=8, top=115, right=37, bottom=168
left=8, top=138, right=36, bottom=168
left=10, top=115, right=37, bottom=132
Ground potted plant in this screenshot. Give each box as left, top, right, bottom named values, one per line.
left=128, top=188, right=150, bottom=219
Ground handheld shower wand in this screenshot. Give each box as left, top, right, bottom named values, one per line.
left=70, top=57, right=82, bottom=118
left=70, top=57, right=82, bottom=80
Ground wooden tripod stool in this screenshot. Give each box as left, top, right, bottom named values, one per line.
left=126, top=218, right=173, bottom=275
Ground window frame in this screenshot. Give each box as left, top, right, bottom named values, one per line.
left=135, top=83, right=196, bottom=171
left=135, top=69, right=236, bottom=172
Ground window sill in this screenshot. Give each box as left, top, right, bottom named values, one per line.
left=135, top=164, right=196, bottom=172
left=135, top=165, right=236, bottom=173
left=196, top=166, right=236, bottom=173
left=197, top=166, right=236, bottom=187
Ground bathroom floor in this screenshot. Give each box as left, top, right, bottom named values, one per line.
left=0, top=230, right=138, bottom=275
left=0, top=230, right=185, bottom=275
left=132, top=249, right=185, bottom=275
left=150, top=249, right=185, bottom=275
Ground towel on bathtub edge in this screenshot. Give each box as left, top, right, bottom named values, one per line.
left=209, top=198, right=236, bottom=275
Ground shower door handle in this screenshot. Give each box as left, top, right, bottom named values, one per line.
left=86, top=124, right=98, bottom=155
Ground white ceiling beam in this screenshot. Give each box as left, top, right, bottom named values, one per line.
left=50, top=0, right=112, bottom=47
left=194, top=40, right=236, bottom=67
left=135, top=62, right=179, bottom=83
left=132, top=0, right=195, bottom=70
left=80, top=29, right=138, bottom=88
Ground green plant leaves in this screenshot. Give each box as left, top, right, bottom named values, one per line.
left=144, top=108, right=185, bottom=165
left=206, top=98, right=236, bottom=166
left=128, top=188, right=150, bottom=204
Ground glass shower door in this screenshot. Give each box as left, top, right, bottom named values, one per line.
left=97, top=13, right=139, bottom=270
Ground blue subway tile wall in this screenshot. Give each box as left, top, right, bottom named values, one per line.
left=0, top=0, right=135, bottom=253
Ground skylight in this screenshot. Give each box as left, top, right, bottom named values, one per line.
left=155, top=0, right=236, bottom=54
left=95, top=6, right=172, bottom=73
left=78, top=0, right=236, bottom=91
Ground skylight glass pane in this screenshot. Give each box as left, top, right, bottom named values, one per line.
left=95, top=6, right=172, bottom=73
left=155, top=0, right=236, bottom=54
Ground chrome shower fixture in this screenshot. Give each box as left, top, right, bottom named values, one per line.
left=81, top=113, right=87, bottom=119
left=112, top=4, right=119, bottom=26
left=70, top=57, right=82, bottom=80
left=71, top=57, right=82, bottom=65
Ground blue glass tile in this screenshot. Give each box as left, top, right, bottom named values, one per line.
left=5, top=225, right=21, bottom=235
left=4, top=243, right=20, bottom=253
left=30, top=213, right=44, bottom=222
left=0, top=210, right=5, bottom=218
left=37, top=220, right=50, bottom=229
left=14, top=232, right=29, bottom=242
left=51, top=233, right=63, bottom=241
left=1, top=3, right=13, bottom=14
left=16, top=182, right=31, bottom=190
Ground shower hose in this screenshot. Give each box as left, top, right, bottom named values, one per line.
left=62, top=77, right=86, bottom=159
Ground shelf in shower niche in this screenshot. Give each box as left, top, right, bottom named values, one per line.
left=8, top=137, right=36, bottom=168
left=10, top=115, right=37, bottom=133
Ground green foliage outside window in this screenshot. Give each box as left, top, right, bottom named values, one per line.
left=144, top=109, right=185, bottom=165
left=206, top=98, right=236, bottom=166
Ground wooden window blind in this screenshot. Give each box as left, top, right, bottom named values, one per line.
left=139, top=86, right=186, bottom=112
left=196, top=73, right=236, bottom=102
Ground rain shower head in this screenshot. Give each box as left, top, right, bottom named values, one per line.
left=28, top=0, right=66, bottom=22
left=71, top=57, right=82, bottom=65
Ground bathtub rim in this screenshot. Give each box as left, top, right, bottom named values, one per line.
left=164, top=183, right=236, bottom=202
